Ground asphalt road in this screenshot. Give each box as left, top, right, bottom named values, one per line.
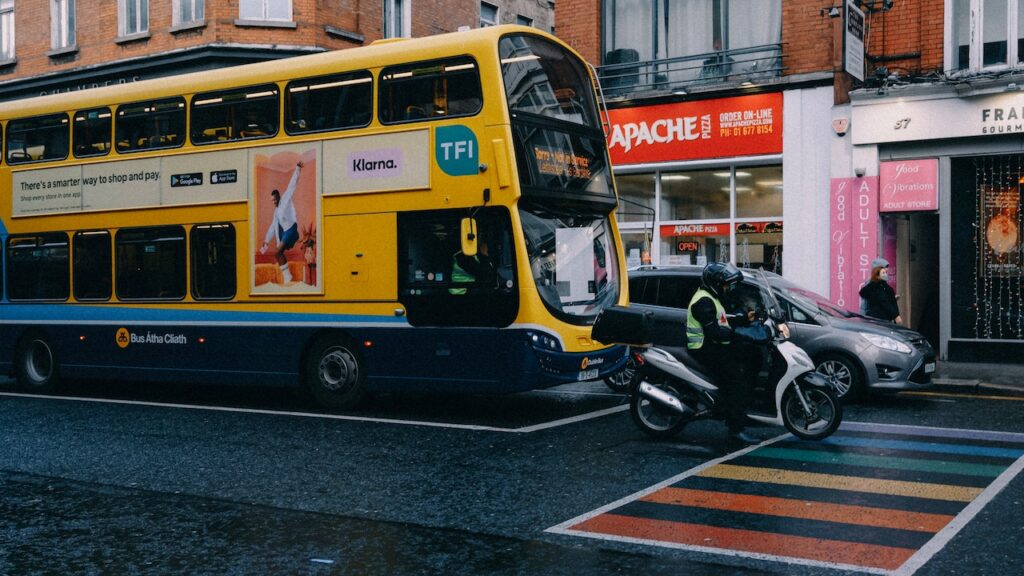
left=1, top=376, right=1022, bottom=575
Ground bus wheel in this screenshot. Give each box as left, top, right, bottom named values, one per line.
left=16, top=334, right=60, bottom=393
left=305, top=338, right=366, bottom=410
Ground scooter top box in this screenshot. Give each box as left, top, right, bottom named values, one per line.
left=591, top=305, right=654, bottom=346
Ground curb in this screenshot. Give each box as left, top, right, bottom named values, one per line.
left=932, top=377, right=1024, bottom=394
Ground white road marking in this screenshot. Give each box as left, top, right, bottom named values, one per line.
left=0, top=391, right=626, bottom=433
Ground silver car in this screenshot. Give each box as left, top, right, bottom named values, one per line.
left=618, top=266, right=936, bottom=400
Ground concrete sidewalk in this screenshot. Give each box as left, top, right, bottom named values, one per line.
left=933, top=361, right=1024, bottom=393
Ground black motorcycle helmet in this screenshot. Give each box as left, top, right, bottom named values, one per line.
left=701, top=261, right=742, bottom=299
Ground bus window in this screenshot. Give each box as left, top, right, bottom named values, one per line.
left=73, top=108, right=113, bottom=158
left=191, top=84, right=280, bottom=145
left=5, top=233, right=70, bottom=301
left=397, top=207, right=517, bottom=327
left=379, top=57, right=482, bottom=124
left=500, top=34, right=600, bottom=127
left=115, top=226, right=186, bottom=300
left=191, top=224, right=236, bottom=300
left=73, top=230, right=112, bottom=301
left=285, top=71, right=372, bottom=134
left=115, top=97, right=186, bottom=153
left=6, top=113, right=70, bottom=164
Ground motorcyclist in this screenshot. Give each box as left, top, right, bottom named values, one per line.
left=686, top=262, right=770, bottom=444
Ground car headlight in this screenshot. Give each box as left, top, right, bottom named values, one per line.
left=860, top=332, right=912, bottom=354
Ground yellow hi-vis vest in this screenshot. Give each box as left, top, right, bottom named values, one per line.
left=449, top=252, right=474, bottom=295
left=686, top=288, right=730, bottom=349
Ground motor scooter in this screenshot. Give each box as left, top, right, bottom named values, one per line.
left=592, top=271, right=842, bottom=441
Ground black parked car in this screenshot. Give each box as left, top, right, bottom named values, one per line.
left=603, top=265, right=936, bottom=400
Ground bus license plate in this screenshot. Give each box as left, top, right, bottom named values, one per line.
left=924, top=362, right=936, bottom=374
left=578, top=368, right=599, bottom=381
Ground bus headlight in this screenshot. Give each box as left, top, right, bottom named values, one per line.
left=527, top=331, right=562, bottom=351
left=860, top=333, right=912, bottom=354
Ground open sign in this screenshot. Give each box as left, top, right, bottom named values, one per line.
left=677, top=241, right=700, bottom=252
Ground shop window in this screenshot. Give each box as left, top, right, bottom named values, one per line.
left=397, top=207, right=517, bottom=327
left=6, top=113, right=70, bottom=164
left=379, top=57, right=482, bottom=124
left=660, top=169, right=729, bottom=220
left=615, top=173, right=656, bottom=224
left=115, top=97, right=186, bottom=152
left=950, top=155, right=1023, bottom=340
left=736, top=165, right=783, bottom=218
left=285, top=71, right=372, bottom=135
left=191, top=84, right=279, bottom=144
left=73, top=107, right=112, bottom=158
left=116, top=226, right=186, bottom=300
left=191, top=224, right=236, bottom=300
left=73, top=231, right=112, bottom=301
left=6, top=233, right=70, bottom=301
left=951, top=0, right=1024, bottom=71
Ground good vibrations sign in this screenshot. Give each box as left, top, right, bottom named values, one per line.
left=879, top=159, right=938, bottom=212
left=606, top=93, right=783, bottom=165
left=830, top=177, right=879, bottom=311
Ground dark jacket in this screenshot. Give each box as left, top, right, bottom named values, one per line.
left=859, top=279, right=900, bottom=322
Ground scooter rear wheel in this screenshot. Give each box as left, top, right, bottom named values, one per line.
left=630, top=382, right=691, bottom=439
left=782, top=386, right=842, bottom=440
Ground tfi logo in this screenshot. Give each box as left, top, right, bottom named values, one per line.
left=435, top=125, right=478, bottom=176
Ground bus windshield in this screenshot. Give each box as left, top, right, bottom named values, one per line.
left=500, top=34, right=614, bottom=202
left=521, top=205, right=619, bottom=324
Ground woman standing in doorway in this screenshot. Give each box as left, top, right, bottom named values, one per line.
left=859, top=257, right=902, bottom=324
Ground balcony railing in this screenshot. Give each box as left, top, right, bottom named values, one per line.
left=597, top=43, right=784, bottom=97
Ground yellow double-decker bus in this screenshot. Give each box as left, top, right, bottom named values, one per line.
left=0, top=25, right=627, bottom=409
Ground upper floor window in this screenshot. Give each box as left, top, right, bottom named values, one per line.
left=602, top=0, right=781, bottom=87
left=951, top=0, right=1024, bottom=72
left=481, top=2, right=498, bottom=27
left=73, top=107, right=112, bottom=158
left=115, top=97, right=186, bottom=152
left=286, top=70, right=373, bottom=134
left=379, top=57, right=482, bottom=124
left=119, top=0, right=148, bottom=36
left=240, top=0, right=291, bottom=21
left=174, top=0, right=204, bottom=25
left=51, top=0, right=75, bottom=50
left=383, top=0, right=409, bottom=38
left=1, top=0, right=14, bottom=60
left=516, top=15, right=533, bottom=27
left=191, top=84, right=279, bottom=144
left=6, top=113, right=70, bottom=164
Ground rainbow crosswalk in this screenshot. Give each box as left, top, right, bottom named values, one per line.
left=550, top=422, right=1024, bottom=574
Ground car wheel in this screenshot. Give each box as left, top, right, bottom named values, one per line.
left=815, top=353, right=862, bottom=401
left=602, top=351, right=639, bottom=393
left=16, top=333, right=60, bottom=393
left=304, top=336, right=367, bottom=410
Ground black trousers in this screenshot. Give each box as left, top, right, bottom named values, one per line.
left=692, top=343, right=760, bottom=430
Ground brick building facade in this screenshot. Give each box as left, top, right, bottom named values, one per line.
left=0, top=0, right=550, bottom=102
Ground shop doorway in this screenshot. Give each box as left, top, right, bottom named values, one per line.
left=887, top=213, right=940, bottom=348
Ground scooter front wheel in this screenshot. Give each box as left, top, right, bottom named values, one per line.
left=630, top=382, right=691, bottom=439
left=782, top=386, right=842, bottom=440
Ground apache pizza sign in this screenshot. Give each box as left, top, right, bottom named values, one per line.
left=607, top=93, right=783, bottom=165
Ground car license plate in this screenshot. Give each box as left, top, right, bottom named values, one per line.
left=924, top=362, right=936, bottom=374
left=578, top=368, right=599, bottom=381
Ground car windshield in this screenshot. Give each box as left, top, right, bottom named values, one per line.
left=770, top=278, right=856, bottom=319
left=520, top=206, right=620, bottom=324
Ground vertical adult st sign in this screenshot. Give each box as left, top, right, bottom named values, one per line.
left=844, top=0, right=865, bottom=81
left=831, top=177, right=878, bottom=310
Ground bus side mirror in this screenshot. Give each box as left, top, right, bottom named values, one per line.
left=460, top=217, right=478, bottom=257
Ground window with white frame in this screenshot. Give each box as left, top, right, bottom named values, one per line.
left=383, top=0, right=409, bottom=38
left=602, top=0, right=782, bottom=84
left=174, top=0, right=204, bottom=25
left=481, top=2, right=498, bottom=27
left=240, top=0, right=291, bottom=21
left=119, top=0, right=148, bottom=36
left=1, top=0, right=14, bottom=60
left=950, top=0, right=1024, bottom=72
left=51, top=0, right=75, bottom=50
